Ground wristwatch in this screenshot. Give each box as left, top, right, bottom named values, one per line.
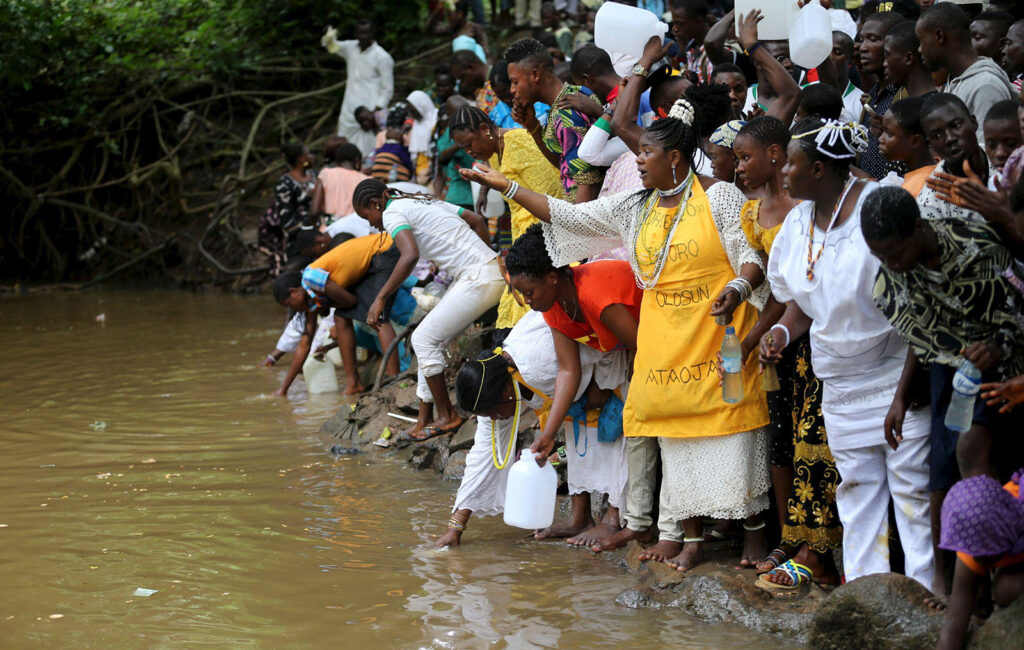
left=631, top=63, right=650, bottom=78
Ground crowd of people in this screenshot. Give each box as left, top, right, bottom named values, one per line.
left=256, top=2, right=1024, bottom=646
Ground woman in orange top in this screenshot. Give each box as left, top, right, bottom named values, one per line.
left=505, top=224, right=640, bottom=549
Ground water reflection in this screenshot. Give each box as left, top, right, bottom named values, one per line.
left=0, top=290, right=782, bottom=648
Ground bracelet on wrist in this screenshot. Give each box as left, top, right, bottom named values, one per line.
left=266, top=354, right=277, bottom=365
left=770, top=323, right=790, bottom=348
left=743, top=41, right=763, bottom=57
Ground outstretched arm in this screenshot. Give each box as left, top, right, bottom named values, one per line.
left=460, top=163, right=553, bottom=222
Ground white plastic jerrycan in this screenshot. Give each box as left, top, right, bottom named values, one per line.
left=503, top=450, right=557, bottom=529
left=594, top=2, right=668, bottom=60
left=789, top=0, right=832, bottom=70
left=302, top=354, right=339, bottom=394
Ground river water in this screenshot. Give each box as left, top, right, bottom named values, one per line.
left=2, top=290, right=781, bottom=648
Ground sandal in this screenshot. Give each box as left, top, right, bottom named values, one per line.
left=403, top=418, right=465, bottom=442
left=755, top=548, right=789, bottom=575
left=755, top=560, right=812, bottom=591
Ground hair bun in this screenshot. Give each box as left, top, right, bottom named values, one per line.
left=668, top=99, right=695, bottom=127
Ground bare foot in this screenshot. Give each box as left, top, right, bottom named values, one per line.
left=666, top=541, right=703, bottom=572
left=535, top=518, right=591, bottom=540
left=568, top=522, right=620, bottom=547
left=592, top=526, right=651, bottom=552
left=739, top=526, right=767, bottom=569
left=638, top=540, right=682, bottom=562
left=434, top=529, right=462, bottom=548
left=925, top=595, right=948, bottom=611
left=755, top=547, right=791, bottom=574
left=343, top=383, right=366, bottom=396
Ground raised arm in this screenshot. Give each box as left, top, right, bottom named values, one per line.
left=703, top=10, right=737, bottom=65
left=737, top=11, right=800, bottom=124
left=610, top=37, right=669, bottom=154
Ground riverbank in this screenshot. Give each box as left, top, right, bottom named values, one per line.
left=321, top=354, right=1023, bottom=649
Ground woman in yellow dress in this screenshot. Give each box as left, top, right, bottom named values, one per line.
left=449, top=105, right=563, bottom=329
left=463, top=96, right=772, bottom=572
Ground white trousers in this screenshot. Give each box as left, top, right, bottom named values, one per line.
left=453, top=416, right=515, bottom=517
left=829, top=410, right=934, bottom=588
left=411, top=259, right=505, bottom=402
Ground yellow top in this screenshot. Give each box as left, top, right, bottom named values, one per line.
left=309, top=233, right=392, bottom=288
left=491, top=129, right=563, bottom=329
left=739, top=199, right=783, bottom=255
left=623, top=182, right=768, bottom=439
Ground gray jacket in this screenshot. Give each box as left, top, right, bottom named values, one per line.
left=943, top=57, right=1015, bottom=144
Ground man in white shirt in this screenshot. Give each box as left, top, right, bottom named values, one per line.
left=322, top=20, right=395, bottom=159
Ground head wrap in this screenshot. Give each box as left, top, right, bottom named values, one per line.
left=405, top=90, right=439, bottom=156
left=792, top=119, right=869, bottom=160
left=710, top=120, right=746, bottom=149
left=939, top=471, right=1024, bottom=558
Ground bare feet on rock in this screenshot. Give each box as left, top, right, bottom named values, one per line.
left=925, top=595, right=948, bottom=611
left=739, top=525, right=767, bottom=569
left=638, top=540, right=682, bottom=562
left=591, top=526, right=651, bottom=552
left=535, top=517, right=592, bottom=540
left=666, top=541, right=703, bottom=572
left=343, top=383, right=366, bottom=396
left=568, top=522, right=619, bottom=547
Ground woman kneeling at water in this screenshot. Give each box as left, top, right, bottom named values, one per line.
left=435, top=310, right=630, bottom=548
left=505, top=223, right=638, bottom=546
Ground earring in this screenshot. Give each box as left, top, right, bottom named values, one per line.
left=771, top=159, right=776, bottom=164
left=489, top=130, right=494, bottom=141
left=672, top=166, right=678, bottom=184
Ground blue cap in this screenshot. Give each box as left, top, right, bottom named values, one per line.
left=725, top=326, right=735, bottom=334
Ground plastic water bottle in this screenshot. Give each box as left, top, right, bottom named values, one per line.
left=593, top=2, right=668, bottom=60
left=721, top=326, right=744, bottom=404
left=503, top=450, right=557, bottom=529
left=387, top=164, right=399, bottom=183
left=944, top=360, right=981, bottom=432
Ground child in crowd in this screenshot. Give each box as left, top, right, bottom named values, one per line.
left=877, top=96, right=936, bottom=197
left=370, top=106, right=414, bottom=182
left=983, top=100, right=1023, bottom=191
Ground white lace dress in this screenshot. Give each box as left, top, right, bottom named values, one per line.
left=541, top=181, right=771, bottom=523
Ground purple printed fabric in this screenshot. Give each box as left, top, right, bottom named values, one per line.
left=939, top=471, right=1024, bottom=558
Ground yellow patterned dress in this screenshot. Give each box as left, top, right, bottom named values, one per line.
left=491, top=129, right=563, bottom=329
left=742, top=198, right=841, bottom=553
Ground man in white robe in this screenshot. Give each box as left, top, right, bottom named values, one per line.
left=322, top=20, right=394, bottom=160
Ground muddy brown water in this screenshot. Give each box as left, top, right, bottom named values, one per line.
left=1, top=290, right=784, bottom=648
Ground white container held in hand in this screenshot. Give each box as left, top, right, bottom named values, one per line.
left=789, top=0, right=832, bottom=70
left=734, top=0, right=799, bottom=41
left=503, top=450, right=557, bottom=529
left=594, top=2, right=668, bottom=60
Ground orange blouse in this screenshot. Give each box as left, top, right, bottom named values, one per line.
left=542, top=260, right=643, bottom=352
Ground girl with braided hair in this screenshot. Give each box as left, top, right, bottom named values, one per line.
left=353, top=178, right=505, bottom=441
left=463, top=96, right=771, bottom=572
left=449, top=104, right=563, bottom=328
left=759, top=118, right=933, bottom=590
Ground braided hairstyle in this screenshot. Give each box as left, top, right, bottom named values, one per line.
left=505, top=223, right=558, bottom=278
left=455, top=351, right=515, bottom=413
left=449, top=105, right=494, bottom=136
left=860, top=185, right=919, bottom=242
left=790, top=117, right=868, bottom=176
left=352, top=177, right=440, bottom=212
left=737, top=115, right=791, bottom=150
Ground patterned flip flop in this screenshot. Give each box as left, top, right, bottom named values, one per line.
left=755, top=560, right=813, bottom=590
left=755, top=548, right=789, bottom=575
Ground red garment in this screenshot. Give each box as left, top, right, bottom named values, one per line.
left=542, top=260, right=642, bottom=352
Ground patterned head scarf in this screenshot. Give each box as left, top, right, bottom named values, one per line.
left=939, top=471, right=1024, bottom=558
left=709, top=120, right=746, bottom=150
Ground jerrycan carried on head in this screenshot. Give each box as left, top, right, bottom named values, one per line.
left=788, top=0, right=833, bottom=70
left=503, top=450, right=557, bottom=529
left=594, top=2, right=668, bottom=60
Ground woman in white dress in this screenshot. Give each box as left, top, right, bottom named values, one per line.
left=759, top=118, right=933, bottom=589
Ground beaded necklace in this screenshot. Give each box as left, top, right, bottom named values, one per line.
left=491, top=381, right=521, bottom=469
left=629, top=172, right=695, bottom=290
left=805, top=179, right=854, bottom=281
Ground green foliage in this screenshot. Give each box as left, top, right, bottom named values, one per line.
left=0, top=0, right=424, bottom=128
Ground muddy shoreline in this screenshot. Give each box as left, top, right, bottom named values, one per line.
left=320, top=358, right=1021, bottom=649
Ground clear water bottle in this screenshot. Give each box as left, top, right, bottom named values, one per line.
left=721, top=326, right=744, bottom=404
left=944, top=360, right=981, bottom=432
left=387, top=164, right=399, bottom=183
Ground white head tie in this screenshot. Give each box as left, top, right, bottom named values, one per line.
left=793, top=119, right=869, bottom=160
left=668, top=98, right=695, bottom=127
